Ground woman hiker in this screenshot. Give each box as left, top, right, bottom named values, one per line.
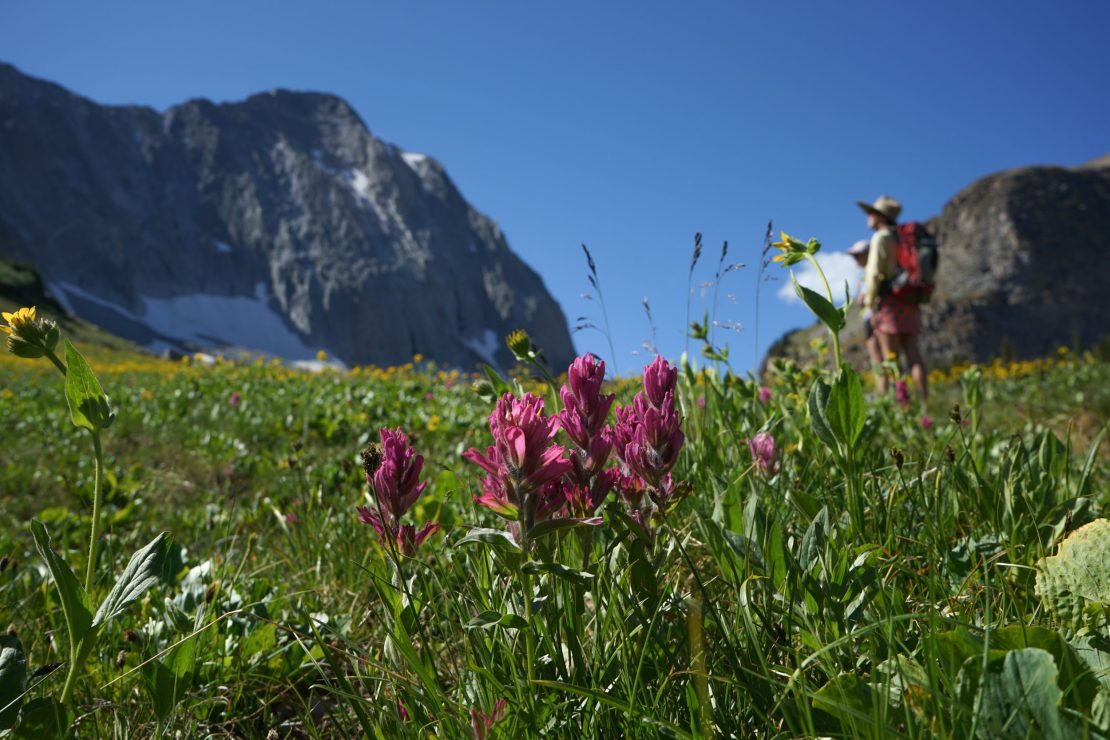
left=847, top=238, right=884, bottom=372
left=857, top=195, right=928, bottom=402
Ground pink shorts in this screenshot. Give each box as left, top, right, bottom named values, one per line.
left=872, top=296, right=921, bottom=336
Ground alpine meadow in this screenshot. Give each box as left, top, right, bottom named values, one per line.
left=2, top=229, right=1109, bottom=738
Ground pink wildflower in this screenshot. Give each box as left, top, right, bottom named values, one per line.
left=228, top=391, right=241, bottom=408
left=613, top=356, right=686, bottom=528
left=357, top=427, right=439, bottom=556
left=895, top=379, right=911, bottom=408
left=471, top=699, right=507, bottom=740
left=285, top=511, right=298, bottom=525
left=558, top=354, right=617, bottom=515
left=759, top=386, right=773, bottom=404
left=696, top=397, right=706, bottom=408
left=920, top=415, right=933, bottom=430
left=464, top=393, right=573, bottom=532
left=748, top=432, right=779, bottom=475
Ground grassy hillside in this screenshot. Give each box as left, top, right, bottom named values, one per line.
left=1, top=296, right=1108, bottom=736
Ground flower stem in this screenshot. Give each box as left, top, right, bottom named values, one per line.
left=804, top=253, right=842, bottom=371
left=84, top=431, right=103, bottom=593
left=44, top=347, right=67, bottom=377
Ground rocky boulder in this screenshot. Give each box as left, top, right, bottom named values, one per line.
left=767, top=155, right=1110, bottom=370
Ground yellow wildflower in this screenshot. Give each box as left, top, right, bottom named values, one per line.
left=316, top=350, right=328, bottom=362
left=1, top=306, right=36, bottom=336
left=413, top=353, right=424, bottom=364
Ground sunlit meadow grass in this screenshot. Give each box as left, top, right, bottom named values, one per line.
left=1, top=303, right=1108, bottom=737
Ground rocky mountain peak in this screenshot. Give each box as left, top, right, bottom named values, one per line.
left=0, top=63, right=575, bottom=370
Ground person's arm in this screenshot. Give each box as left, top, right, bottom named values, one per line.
left=862, top=233, right=886, bottom=310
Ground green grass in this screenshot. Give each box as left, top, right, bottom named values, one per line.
left=1, top=322, right=1108, bottom=737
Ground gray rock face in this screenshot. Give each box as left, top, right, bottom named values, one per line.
left=766, top=156, right=1110, bottom=369
left=0, top=62, right=575, bottom=371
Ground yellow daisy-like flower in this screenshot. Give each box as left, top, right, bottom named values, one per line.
left=1, top=306, right=36, bottom=336
left=316, top=349, right=328, bottom=362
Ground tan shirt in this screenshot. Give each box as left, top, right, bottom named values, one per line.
left=862, top=228, right=898, bottom=310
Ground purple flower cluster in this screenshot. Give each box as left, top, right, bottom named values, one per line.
left=463, top=392, right=574, bottom=532
left=463, top=353, right=687, bottom=543
left=357, top=428, right=439, bottom=556
left=558, top=354, right=618, bottom=518
left=747, top=431, right=779, bottom=475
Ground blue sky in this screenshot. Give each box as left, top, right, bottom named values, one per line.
left=3, top=1, right=1108, bottom=374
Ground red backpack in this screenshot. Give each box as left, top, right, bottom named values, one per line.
left=886, top=222, right=939, bottom=303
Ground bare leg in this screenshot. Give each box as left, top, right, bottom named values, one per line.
left=900, top=333, right=927, bottom=402
left=875, top=331, right=902, bottom=396
left=866, top=334, right=883, bottom=370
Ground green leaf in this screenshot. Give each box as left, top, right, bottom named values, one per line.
left=243, top=622, right=277, bottom=659
left=29, top=520, right=93, bottom=652
left=0, top=635, right=26, bottom=731
left=481, top=364, right=511, bottom=397
left=522, top=560, right=595, bottom=587
left=465, top=610, right=527, bottom=630
left=525, top=516, right=602, bottom=541
left=455, top=527, right=521, bottom=553
left=1036, top=519, right=1110, bottom=629
left=12, top=697, right=69, bottom=739
left=63, top=339, right=114, bottom=431
left=812, top=673, right=880, bottom=730
left=798, top=507, right=830, bottom=576
left=93, top=532, right=168, bottom=628
left=825, top=366, right=866, bottom=448
left=142, top=632, right=199, bottom=722
left=973, top=648, right=1069, bottom=739
left=792, top=274, right=845, bottom=332
left=807, top=379, right=838, bottom=455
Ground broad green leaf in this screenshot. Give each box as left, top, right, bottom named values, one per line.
left=454, top=527, right=521, bottom=553
left=807, top=379, right=838, bottom=455
left=825, top=366, right=866, bottom=448
left=526, top=516, right=602, bottom=541
left=142, top=632, right=199, bottom=722
left=973, top=648, right=1068, bottom=739
left=63, top=339, right=114, bottom=431
left=12, top=697, right=69, bottom=740
left=243, top=622, right=277, bottom=659
left=1036, top=519, right=1110, bottom=628
left=29, top=520, right=92, bottom=651
left=0, top=635, right=26, bottom=731
left=798, top=506, right=830, bottom=575
left=93, top=532, right=168, bottom=627
left=464, top=611, right=527, bottom=630
left=522, top=560, right=594, bottom=587
left=481, top=364, right=511, bottom=397
left=812, top=673, right=880, bottom=731
left=792, top=274, right=845, bottom=332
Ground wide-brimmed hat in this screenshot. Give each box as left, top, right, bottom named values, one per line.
left=856, top=195, right=902, bottom=223
left=847, top=239, right=870, bottom=256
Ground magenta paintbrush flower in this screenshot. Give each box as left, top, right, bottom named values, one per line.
left=748, top=431, right=779, bottom=474
left=612, top=356, right=687, bottom=532
left=895, top=379, right=912, bottom=408
left=759, top=386, right=773, bottom=404
left=464, top=392, right=573, bottom=532
left=642, top=354, right=678, bottom=409
left=357, top=427, right=438, bottom=556
left=372, top=427, right=428, bottom=519
left=559, top=354, right=615, bottom=451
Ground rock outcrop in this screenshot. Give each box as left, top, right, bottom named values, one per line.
left=0, top=63, right=575, bottom=371
left=767, top=155, right=1110, bottom=370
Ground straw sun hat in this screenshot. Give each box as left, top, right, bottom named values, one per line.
left=856, top=195, right=902, bottom=223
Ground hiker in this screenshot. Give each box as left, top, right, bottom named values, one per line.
left=857, top=195, right=928, bottom=402
left=847, top=239, right=884, bottom=371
